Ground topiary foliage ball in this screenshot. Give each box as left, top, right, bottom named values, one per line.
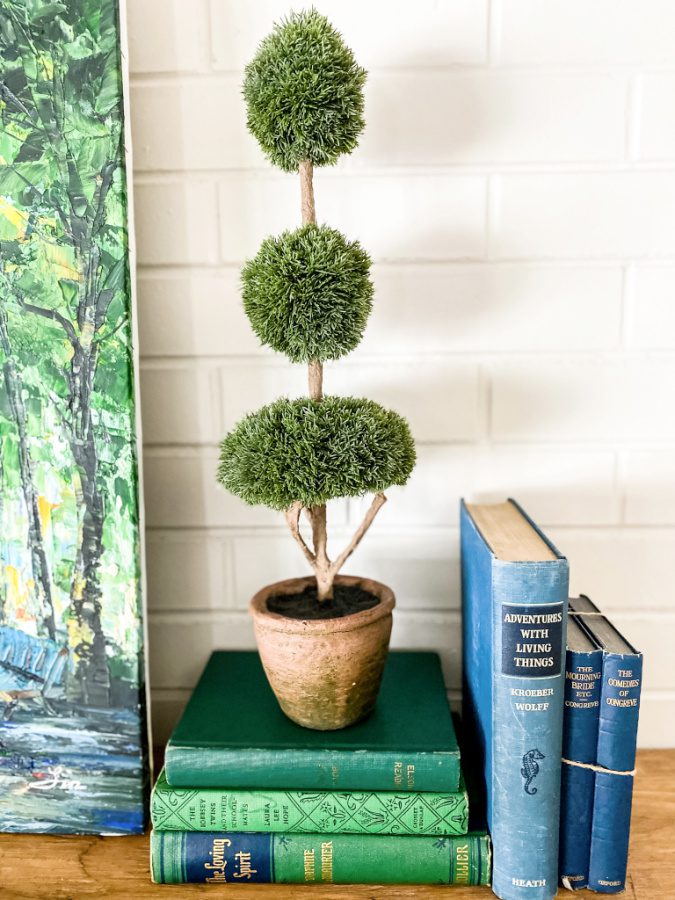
left=243, top=9, right=367, bottom=172
left=218, top=396, right=416, bottom=511
left=242, top=224, right=373, bottom=363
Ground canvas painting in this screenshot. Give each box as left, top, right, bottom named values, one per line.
left=0, top=0, right=148, bottom=833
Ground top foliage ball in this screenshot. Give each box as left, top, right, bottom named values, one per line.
left=243, top=9, right=367, bottom=172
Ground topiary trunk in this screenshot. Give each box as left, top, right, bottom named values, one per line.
left=299, top=161, right=331, bottom=601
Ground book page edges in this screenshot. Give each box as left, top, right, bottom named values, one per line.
left=465, top=500, right=557, bottom=563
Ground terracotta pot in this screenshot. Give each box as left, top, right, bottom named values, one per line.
left=250, top=574, right=395, bottom=730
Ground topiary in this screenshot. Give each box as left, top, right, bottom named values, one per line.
left=243, top=9, right=367, bottom=172
left=241, top=225, right=373, bottom=363
left=218, top=396, right=415, bottom=511
left=218, top=10, right=416, bottom=602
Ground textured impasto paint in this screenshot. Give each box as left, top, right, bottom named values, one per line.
left=0, top=0, right=147, bottom=833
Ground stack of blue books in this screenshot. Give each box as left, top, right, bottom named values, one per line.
left=461, top=499, right=642, bottom=900
left=559, top=596, right=643, bottom=893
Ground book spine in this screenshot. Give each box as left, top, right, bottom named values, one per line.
left=588, top=651, right=642, bottom=894
left=151, top=830, right=492, bottom=885
left=558, top=645, right=602, bottom=890
left=491, top=559, right=569, bottom=900
left=164, top=747, right=460, bottom=792
left=151, top=782, right=468, bottom=837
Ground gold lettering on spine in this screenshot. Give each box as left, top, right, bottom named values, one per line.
left=303, top=849, right=316, bottom=882
left=455, top=843, right=470, bottom=884
left=394, top=761, right=415, bottom=788
left=233, top=851, right=258, bottom=879
left=205, top=837, right=231, bottom=883
left=321, top=841, right=334, bottom=882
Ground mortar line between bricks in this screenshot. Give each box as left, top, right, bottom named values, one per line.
left=135, top=259, right=675, bottom=273
left=135, top=255, right=675, bottom=268
left=128, top=63, right=675, bottom=84
left=132, top=162, right=675, bottom=180
left=144, top=523, right=675, bottom=537
left=138, top=349, right=675, bottom=365
left=620, top=262, right=637, bottom=348
left=617, top=448, right=630, bottom=524
left=485, top=173, right=500, bottom=259
left=144, top=522, right=671, bottom=536
left=625, top=73, right=644, bottom=160
left=204, top=0, right=214, bottom=73
left=612, top=450, right=624, bottom=525
left=141, top=438, right=675, bottom=453
left=486, top=0, right=501, bottom=66
left=139, top=352, right=675, bottom=365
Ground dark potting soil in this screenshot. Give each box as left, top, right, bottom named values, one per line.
left=267, top=583, right=380, bottom=620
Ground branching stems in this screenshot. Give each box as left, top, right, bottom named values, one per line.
left=288, top=160, right=386, bottom=600
left=285, top=493, right=387, bottom=602
left=284, top=502, right=316, bottom=568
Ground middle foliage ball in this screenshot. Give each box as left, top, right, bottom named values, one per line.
left=242, top=224, right=374, bottom=363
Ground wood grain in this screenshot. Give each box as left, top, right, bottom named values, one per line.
left=0, top=750, right=671, bottom=899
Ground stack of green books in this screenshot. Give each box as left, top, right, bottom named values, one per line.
left=150, top=651, right=490, bottom=885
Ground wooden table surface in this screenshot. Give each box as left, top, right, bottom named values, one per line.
left=0, top=749, right=671, bottom=899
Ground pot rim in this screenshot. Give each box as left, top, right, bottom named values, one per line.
left=250, top=574, right=395, bottom=635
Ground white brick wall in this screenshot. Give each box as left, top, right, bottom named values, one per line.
left=129, top=0, right=675, bottom=748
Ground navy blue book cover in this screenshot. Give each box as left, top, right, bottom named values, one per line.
left=589, top=647, right=642, bottom=893
left=558, top=615, right=602, bottom=890
left=568, top=596, right=643, bottom=894
left=461, top=500, right=569, bottom=900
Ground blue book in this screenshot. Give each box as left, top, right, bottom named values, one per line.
left=559, top=613, right=603, bottom=890
left=461, top=499, right=569, bottom=900
left=569, top=596, right=642, bottom=894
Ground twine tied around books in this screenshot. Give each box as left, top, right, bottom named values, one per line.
left=562, top=758, right=635, bottom=777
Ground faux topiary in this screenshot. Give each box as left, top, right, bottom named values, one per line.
left=219, top=10, right=416, bottom=604
left=242, top=225, right=373, bottom=362
left=243, top=9, right=366, bottom=171
left=218, top=397, right=415, bottom=510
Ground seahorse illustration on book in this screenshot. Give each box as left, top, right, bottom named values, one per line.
left=521, top=749, right=545, bottom=795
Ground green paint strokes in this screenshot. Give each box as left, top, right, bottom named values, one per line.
left=0, top=0, right=146, bottom=833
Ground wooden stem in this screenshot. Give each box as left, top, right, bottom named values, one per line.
left=299, top=159, right=316, bottom=226
left=308, top=359, right=323, bottom=400
left=309, top=504, right=332, bottom=601
left=298, top=159, right=329, bottom=596
left=285, top=502, right=316, bottom=568
left=331, top=493, right=387, bottom=577
left=299, top=161, right=323, bottom=401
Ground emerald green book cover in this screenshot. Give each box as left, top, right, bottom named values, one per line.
left=152, top=768, right=468, bottom=836
left=165, top=651, right=460, bottom=792
left=151, top=829, right=491, bottom=885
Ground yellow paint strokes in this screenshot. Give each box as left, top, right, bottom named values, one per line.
left=37, top=53, right=54, bottom=80
left=5, top=564, right=21, bottom=604
left=67, top=616, right=93, bottom=663
left=0, top=197, right=28, bottom=238
left=37, top=495, right=56, bottom=536
left=71, top=572, right=85, bottom=602
left=41, top=242, right=80, bottom=281
left=80, top=320, right=95, bottom=349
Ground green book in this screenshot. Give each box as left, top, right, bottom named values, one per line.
left=151, top=830, right=491, bottom=885
left=152, top=768, right=469, bottom=836
left=165, top=651, right=461, bottom=792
